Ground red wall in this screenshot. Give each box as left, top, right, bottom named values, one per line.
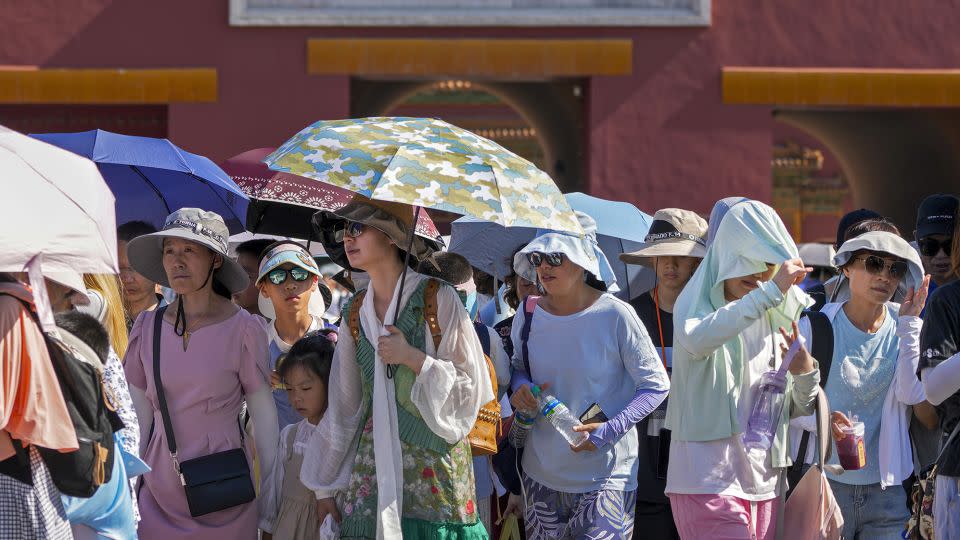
left=2, top=1, right=959, bottom=216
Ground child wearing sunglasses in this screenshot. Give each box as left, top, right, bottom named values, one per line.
left=800, top=231, right=930, bottom=539
left=257, top=241, right=336, bottom=429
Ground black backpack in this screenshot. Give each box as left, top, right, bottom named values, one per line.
left=0, top=293, right=122, bottom=497
left=38, top=329, right=123, bottom=497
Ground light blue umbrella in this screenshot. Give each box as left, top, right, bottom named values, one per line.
left=449, top=192, right=655, bottom=301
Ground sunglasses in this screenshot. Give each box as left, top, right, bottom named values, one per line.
left=854, top=255, right=908, bottom=280
left=266, top=267, right=312, bottom=285
left=527, top=252, right=565, bottom=268
left=334, top=221, right=366, bottom=243
left=918, top=237, right=953, bottom=257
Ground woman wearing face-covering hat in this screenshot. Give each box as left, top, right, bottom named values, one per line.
left=509, top=212, right=670, bottom=538
left=122, top=208, right=279, bottom=540
left=790, top=231, right=929, bottom=539
left=664, top=200, right=819, bottom=540
left=302, top=194, right=493, bottom=540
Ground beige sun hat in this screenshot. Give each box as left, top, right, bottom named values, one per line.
left=313, top=194, right=437, bottom=264
left=126, top=208, right=249, bottom=293
left=619, top=208, right=709, bottom=267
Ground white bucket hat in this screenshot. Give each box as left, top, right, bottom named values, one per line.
left=513, top=211, right=619, bottom=292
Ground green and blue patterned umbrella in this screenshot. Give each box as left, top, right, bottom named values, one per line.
left=264, top=117, right=582, bottom=234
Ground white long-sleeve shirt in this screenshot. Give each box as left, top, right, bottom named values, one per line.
left=299, top=271, right=493, bottom=535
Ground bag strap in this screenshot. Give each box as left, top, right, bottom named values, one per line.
left=935, top=417, right=960, bottom=468
left=520, top=296, right=539, bottom=378
left=151, top=305, right=181, bottom=471
left=422, top=279, right=442, bottom=351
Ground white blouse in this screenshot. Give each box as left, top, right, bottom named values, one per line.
left=299, top=271, right=493, bottom=538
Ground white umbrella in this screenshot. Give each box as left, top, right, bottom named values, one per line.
left=0, top=125, right=117, bottom=328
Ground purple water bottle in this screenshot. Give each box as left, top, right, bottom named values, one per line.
left=743, top=335, right=805, bottom=451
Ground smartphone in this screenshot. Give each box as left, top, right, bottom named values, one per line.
left=579, top=402, right=609, bottom=425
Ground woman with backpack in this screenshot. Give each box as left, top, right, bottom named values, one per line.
left=0, top=274, right=78, bottom=539
left=302, top=195, right=493, bottom=540
left=918, top=215, right=960, bottom=538
left=508, top=212, right=670, bottom=539
left=123, top=209, right=279, bottom=539
left=665, top=200, right=818, bottom=540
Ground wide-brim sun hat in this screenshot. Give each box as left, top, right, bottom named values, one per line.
left=619, top=208, right=708, bottom=267
left=126, top=208, right=249, bottom=293
left=312, top=194, right=437, bottom=269
left=45, top=269, right=92, bottom=306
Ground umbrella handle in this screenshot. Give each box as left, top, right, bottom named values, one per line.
left=387, top=206, right=422, bottom=379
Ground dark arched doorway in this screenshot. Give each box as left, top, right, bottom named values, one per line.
left=775, top=109, right=960, bottom=235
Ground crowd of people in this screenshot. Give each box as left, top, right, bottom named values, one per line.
left=1, top=190, right=959, bottom=540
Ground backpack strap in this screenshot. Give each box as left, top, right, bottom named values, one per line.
left=348, top=290, right=368, bottom=345
left=473, top=321, right=491, bottom=357
left=805, top=310, right=834, bottom=388
left=791, top=310, right=835, bottom=475
left=520, top=296, right=539, bottom=379
left=422, top=279, right=442, bottom=351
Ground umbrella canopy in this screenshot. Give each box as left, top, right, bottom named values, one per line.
left=31, top=129, right=249, bottom=233
left=449, top=192, right=655, bottom=300
left=565, top=193, right=655, bottom=301
left=0, top=125, right=117, bottom=275
left=222, top=147, right=444, bottom=246
left=265, top=117, right=582, bottom=235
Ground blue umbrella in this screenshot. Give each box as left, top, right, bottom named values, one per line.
left=31, top=130, right=249, bottom=233
left=449, top=192, right=656, bottom=301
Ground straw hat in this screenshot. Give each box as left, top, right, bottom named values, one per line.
left=619, top=208, right=708, bottom=267
left=126, top=208, right=248, bottom=293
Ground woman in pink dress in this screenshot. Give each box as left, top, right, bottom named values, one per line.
left=123, top=208, right=279, bottom=539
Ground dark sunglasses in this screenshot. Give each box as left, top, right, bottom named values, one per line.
left=334, top=221, right=366, bottom=243
left=266, top=267, right=312, bottom=285
left=527, top=252, right=565, bottom=268
left=918, top=237, right=953, bottom=257
left=855, top=255, right=908, bottom=280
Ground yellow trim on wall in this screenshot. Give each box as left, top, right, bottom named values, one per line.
left=722, top=67, right=960, bottom=107
left=307, top=39, right=632, bottom=77
left=0, top=68, right=217, bottom=104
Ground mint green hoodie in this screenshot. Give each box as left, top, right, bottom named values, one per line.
left=665, top=200, right=819, bottom=468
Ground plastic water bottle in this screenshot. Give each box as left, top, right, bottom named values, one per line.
left=743, top=335, right=805, bottom=451
left=508, top=385, right=540, bottom=449
left=539, top=392, right=588, bottom=446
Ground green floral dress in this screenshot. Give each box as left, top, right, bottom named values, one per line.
left=338, top=280, right=487, bottom=540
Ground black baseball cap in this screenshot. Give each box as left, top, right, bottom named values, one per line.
left=915, top=194, right=958, bottom=240
left=835, top=208, right=882, bottom=249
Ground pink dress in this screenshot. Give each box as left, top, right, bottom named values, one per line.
left=124, top=309, right=269, bottom=540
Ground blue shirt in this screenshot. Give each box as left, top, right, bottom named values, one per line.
left=825, top=305, right=899, bottom=485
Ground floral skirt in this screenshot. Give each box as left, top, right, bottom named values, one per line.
left=339, top=417, right=488, bottom=539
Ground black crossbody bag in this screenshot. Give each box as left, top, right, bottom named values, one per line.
left=152, top=305, right=255, bottom=517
